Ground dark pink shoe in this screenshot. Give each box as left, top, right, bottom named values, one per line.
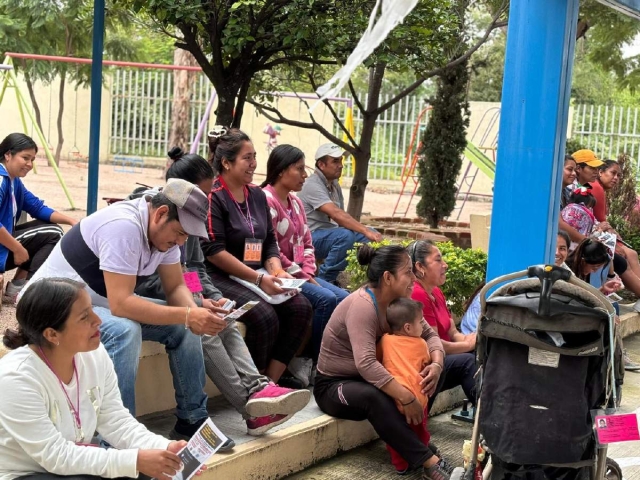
left=245, top=383, right=311, bottom=418
left=246, top=413, right=293, bottom=436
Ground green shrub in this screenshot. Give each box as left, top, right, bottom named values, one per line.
left=345, top=239, right=487, bottom=317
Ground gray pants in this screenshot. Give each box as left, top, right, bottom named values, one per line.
left=202, top=321, right=270, bottom=419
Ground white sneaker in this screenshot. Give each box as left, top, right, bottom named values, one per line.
left=3, top=280, right=24, bottom=305
left=624, top=349, right=640, bottom=372
left=288, top=357, right=313, bottom=388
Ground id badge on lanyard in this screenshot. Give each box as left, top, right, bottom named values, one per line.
left=183, top=271, right=203, bottom=294
left=244, top=238, right=263, bottom=265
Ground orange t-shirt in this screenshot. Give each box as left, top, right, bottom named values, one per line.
left=378, top=334, right=431, bottom=412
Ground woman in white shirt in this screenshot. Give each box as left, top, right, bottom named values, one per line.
left=0, top=278, right=188, bottom=479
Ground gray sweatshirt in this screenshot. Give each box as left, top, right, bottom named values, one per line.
left=135, top=235, right=223, bottom=305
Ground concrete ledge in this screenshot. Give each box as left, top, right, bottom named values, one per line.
left=203, top=415, right=377, bottom=480
left=0, top=312, right=638, bottom=416
left=620, top=308, right=640, bottom=339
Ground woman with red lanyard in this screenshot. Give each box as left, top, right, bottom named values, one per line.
left=409, top=240, right=477, bottom=410
left=201, top=127, right=312, bottom=387
left=261, top=145, right=348, bottom=364
left=0, top=278, right=193, bottom=480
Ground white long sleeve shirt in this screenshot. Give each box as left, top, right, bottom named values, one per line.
left=0, top=344, right=171, bottom=479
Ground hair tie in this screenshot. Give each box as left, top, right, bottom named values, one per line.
left=574, top=184, right=591, bottom=196
left=207, top=126, right=228, bottom=139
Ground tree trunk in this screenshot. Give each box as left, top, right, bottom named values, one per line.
left=22, top=67, right=44, bottom=135
left=347, top=149, right=372, bottom=220
left=346, top=63, right=386, bottom=220
left=54, top=69, right=66, bottom=166
left=231, top=78, right=252, bottom=128
left=168, top=48, right=199, bottom=152
left=214, top=87, right=237, bottom=128
left=162, top=48, right=199, bottom=176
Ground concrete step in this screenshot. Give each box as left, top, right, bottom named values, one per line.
left=1, top=312, right=638, bottom=480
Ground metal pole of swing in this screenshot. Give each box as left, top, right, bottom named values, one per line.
left=86, top=0, right=105, bottom=214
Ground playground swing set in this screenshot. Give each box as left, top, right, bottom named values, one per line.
left=0, top=51, right=208, bottom=211
left=392, top=104, right=498, bottom=219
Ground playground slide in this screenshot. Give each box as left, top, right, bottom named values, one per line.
left=464, top=142, right=496, bottom=180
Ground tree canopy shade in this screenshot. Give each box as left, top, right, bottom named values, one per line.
left=0, top=0, right=154, bottom=162
left=122, top=0, right=373, bottom=127
left=249, top=0, right=507, bottom=218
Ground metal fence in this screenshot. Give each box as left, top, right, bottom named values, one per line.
left=571, top=104, right=640, bottom=169
left=108, top=68, right=429, bottom=180
left=109, top=69, right=214, bottom=159
left=333, top=94, right=429, bottom=181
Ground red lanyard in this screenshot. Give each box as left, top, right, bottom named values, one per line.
left=218, top=176, right=254, bottom=237
left=38, top=346, right=83, bottom=440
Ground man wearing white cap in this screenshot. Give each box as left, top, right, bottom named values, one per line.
left=18, top=179, right=227, bottom=443
left=298, top=143, right=382, bottom=282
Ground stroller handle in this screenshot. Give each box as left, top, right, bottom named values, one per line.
left=479, top=266, right=616, bottom=317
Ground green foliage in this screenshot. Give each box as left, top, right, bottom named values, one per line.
left=345, top=239, right=487, bottom=317
left=608, top=153, right=638, bottom=219
left=566, top=138, right=586, bottom=156
left=436, top=241, right=488, bottom=317
left=416, top=59, right=470, bottom=227
left=467, top=7, right=505, bottom=102
left=345, top=239, right=412, bottom=290
left=0, top=0, right=141, bottom=83
left=607, top=153, right=640, bottom=253
left=580, top=0, right=640, bottom=94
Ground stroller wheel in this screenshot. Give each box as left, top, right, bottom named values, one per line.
left=605, top=457, right=623, bottom=480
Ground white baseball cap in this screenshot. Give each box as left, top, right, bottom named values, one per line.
left=315, top=143, right=346, bottom=161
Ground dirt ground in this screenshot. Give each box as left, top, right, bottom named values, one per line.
left=0, top=160, right=493, bottom=335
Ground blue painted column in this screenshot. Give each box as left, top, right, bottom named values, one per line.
left=486, top=0, right=580, bottom=281
left=87, top=0, right=105, bottom=214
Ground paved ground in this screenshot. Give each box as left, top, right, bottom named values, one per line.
left=286, top=334, right=640, bottom=480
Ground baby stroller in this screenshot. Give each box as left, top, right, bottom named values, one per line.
left=458, top=265, right=623, bottom=480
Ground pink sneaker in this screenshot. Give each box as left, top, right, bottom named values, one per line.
left=245, top=383, right=311, bottom=418
left=246, top=413, right=293, bottom=436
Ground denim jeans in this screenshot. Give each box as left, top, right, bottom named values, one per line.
left=312, top=227, right=371, bottom=282
left=301, top=278, right=349, bottom=360
left=94, top=306, right=209, bottom=423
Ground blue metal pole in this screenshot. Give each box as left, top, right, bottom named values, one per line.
left=486, top=0, right=580, bottom=281
left=86, top=0, right=105, bottom=214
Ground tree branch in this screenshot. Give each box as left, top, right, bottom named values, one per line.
left=370, top=0, right=508, bottom=116
left=248, top=99, right=355, bottom=153
left=262, top=56, right=338, bottom=69
left=307, top=75, right=357, bottom=146
left=179, top=25, right=220, bottom=86
left=348, top=79, right=365, bottom=114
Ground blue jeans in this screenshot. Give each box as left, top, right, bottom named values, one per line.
left=95, top=306, right=209, bottom=422
left=312, top=227, right=371, bottom=282
left=301, top=278, right=349, bottom=360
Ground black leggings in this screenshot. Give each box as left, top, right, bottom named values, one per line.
left=313, top=373, right=434, bottom=469
left=428, top=352, right=477, bottom=410
left=3, top=219, right=63, bottom=278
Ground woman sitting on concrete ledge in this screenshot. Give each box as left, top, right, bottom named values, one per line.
left=314, top=244, right=455, bottom=480
left=0, top=278, right=192, bottom=480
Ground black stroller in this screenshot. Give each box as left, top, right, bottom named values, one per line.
left=457, top=265, right=623, bottom=480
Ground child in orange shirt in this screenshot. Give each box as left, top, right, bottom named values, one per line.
left=378, top=298, right=432, bottom=473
